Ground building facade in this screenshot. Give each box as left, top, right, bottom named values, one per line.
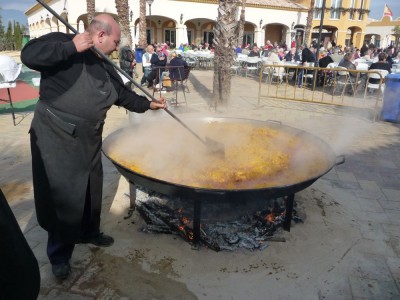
left=295, top=0, right=372, bottom=49
left=25, top=0, right=309, bottom=48
left=365, top=16, right=400, bottom=49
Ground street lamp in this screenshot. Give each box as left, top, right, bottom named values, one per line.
left=146, top=0, right=154, bottom=42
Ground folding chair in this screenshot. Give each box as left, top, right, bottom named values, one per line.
left=0, top=63, right=22, bottom=126
left=170, top=67, right=191, bottom=106
left=333, top=66, right=360, bottom=97
left=364, top=69, right=389, bottom=99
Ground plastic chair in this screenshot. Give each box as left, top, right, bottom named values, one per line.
left=0, top=63, right=22, bottom=126
left=364, top=69, right=389, bottom=98
left=332, top=66, right=361, bottom=96
left=170, top=67, right=191, bottom=105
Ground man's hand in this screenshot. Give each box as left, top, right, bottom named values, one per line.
left=150, top=97, right=167, bottom=110
left=73, top=32, right=94, bottom=53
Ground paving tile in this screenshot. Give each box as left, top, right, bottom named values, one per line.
left=354, top=197, right=384, bottom=213
left=357, top=180, right=381, bottom=191
left=386, top=257, right=400, bottom=287
left=381, top=189, right=400, bottom=201
left=349, top=275, right=400, bottom=299
left=337, top=171, right=358, bottom=182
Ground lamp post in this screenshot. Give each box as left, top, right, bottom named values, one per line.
left=146, top=0, right=154, bottom=42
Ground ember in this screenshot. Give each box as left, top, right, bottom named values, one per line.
left=135, top=188, right=303, bottom=251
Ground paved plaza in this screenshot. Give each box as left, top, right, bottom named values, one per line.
left=1, top=63, right=400, bottom=299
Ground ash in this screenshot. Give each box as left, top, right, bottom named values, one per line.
left=133, top=186, right=303, bottom=251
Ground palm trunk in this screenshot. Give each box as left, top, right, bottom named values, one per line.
left=115, top=0, right=132, bottom=46
left=304, top=0, right=315, bottom=46
left=87, top=0, right=96, bottom=25
left=139, top=0, right=147, bottom=47
left=237, top=0, right=246, bottom=47
left=212, top=0, right=241, bottom=109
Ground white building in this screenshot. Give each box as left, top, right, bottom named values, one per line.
left=25, top=0, right=308, bottom=48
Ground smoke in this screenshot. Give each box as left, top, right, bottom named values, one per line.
left=103, top=117, right=339, bottom=189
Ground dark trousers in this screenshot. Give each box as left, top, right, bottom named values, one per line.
left=47, top=182, right=99, bottom=265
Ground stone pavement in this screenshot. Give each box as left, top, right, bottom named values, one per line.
left=1, top=67, right=400, bottom=299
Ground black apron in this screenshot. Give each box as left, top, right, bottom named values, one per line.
left=29, top=60, right=118, bottom=242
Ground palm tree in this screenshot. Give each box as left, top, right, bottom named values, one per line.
left=304, top=0, right=315, bottom=46
left=86, top=0, right=95, bottom=25
left=237, top=0, right=246, bottom=48
left=212, top=0, right=241, bottom=108
left=139, top=0, right=147, bottom=47
left=115, top=0, right=132, bottom=46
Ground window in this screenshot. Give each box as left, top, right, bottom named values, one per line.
left=165, top=29, right=176, bottom=46
left=330, top=0, right=342, bottom=20
left=187, top=31, right=192, bottom=45
left=358, top=0, right=364, bottom=21
left=203, top=31, right=214, bottom=46
left=146, top=29, right=152, bottom=44
left=349, top=0, right=355, bottom=20
left=242, top=33, right=254, bottom=46
left=314, top=0, right=323, bottom=19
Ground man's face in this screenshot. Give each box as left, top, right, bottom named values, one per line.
left=95, top=27, right=121, bottom=55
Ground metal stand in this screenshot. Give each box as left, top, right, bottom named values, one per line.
left=283, top=194, right=295, bottom=231
left=0, top=88, right=16, bottom=126
left=192, top=198, right=202, bottom=247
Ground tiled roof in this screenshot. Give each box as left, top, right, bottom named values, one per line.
left=246, top=0, right=306, bottom=10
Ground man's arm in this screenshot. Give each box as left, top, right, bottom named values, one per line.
left=21, top=32, right=78, bottom=71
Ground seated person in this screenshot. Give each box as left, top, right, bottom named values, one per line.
left=368, top=52, right=391, bottom=84
left=248, top=45, right=260, bottom=57
left=338, top=52, right=356, bottom=75
left=169, top=52, right=188, bottom=81
left=284, top=47, right=300, bottom=62
left=317, top=50, right=334, bottom=86
left=146, top=46, right=167, bottom=88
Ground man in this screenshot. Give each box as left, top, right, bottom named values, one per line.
left=248, top=45, right=260, bottom=57
left=296, top=42, right=316, bottom=88
left=284, top=47, right=300, bottom=62
left=146, top=45, right=167, bottom=88
left=21, top=14, right=166, bottom=280
left=118, top=36, right=136, bottom=89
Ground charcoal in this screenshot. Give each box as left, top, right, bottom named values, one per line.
left=133, top=192, right=302, bottom=251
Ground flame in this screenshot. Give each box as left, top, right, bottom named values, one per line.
left=265, top=213, right=275, bottom=223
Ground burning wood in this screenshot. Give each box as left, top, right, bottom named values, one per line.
left=135, top=194, right=303, bottom=251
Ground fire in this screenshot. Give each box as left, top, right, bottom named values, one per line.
left=265, top=213, right=275, bottom=223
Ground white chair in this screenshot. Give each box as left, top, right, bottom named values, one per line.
left=333, top=66, right=361, bottom=96
left=0, top=61, right=22, bottom=126
left=245, top=57, right=260, bottom=77
left=302, top=62, right=315, bottom=87
left=271, top=61, right=285, bottom=83
left=364, top=69, right=389, bottom=98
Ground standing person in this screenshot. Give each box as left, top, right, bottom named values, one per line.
left=118, top=36, right=136, bottom=89
left=140, top=44, right=155, bottom=86
left=20, top=14, right=166, bottom=280
left=296, top=42, right=316, bottom=88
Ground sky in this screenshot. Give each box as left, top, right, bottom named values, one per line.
left=0, top=0, right=399, bottom=26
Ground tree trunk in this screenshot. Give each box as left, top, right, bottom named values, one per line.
left=212, top=0, right=241, bottom=109
left=139, top=0, right=147, bottom=47
left=304, top=0, right=315, bottom=46
left=115, top=0, right=132, bottom=46
left=87, top=0, right=96, bottom=25
left=236, top=0, right=246, bottom=47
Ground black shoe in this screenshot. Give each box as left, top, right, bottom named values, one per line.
left=78, top=232, right=114, bottom=247
left=52, top=262, right=71, bottom=280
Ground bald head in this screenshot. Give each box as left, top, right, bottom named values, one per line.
left=88, top=14, right=121, bottom=55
